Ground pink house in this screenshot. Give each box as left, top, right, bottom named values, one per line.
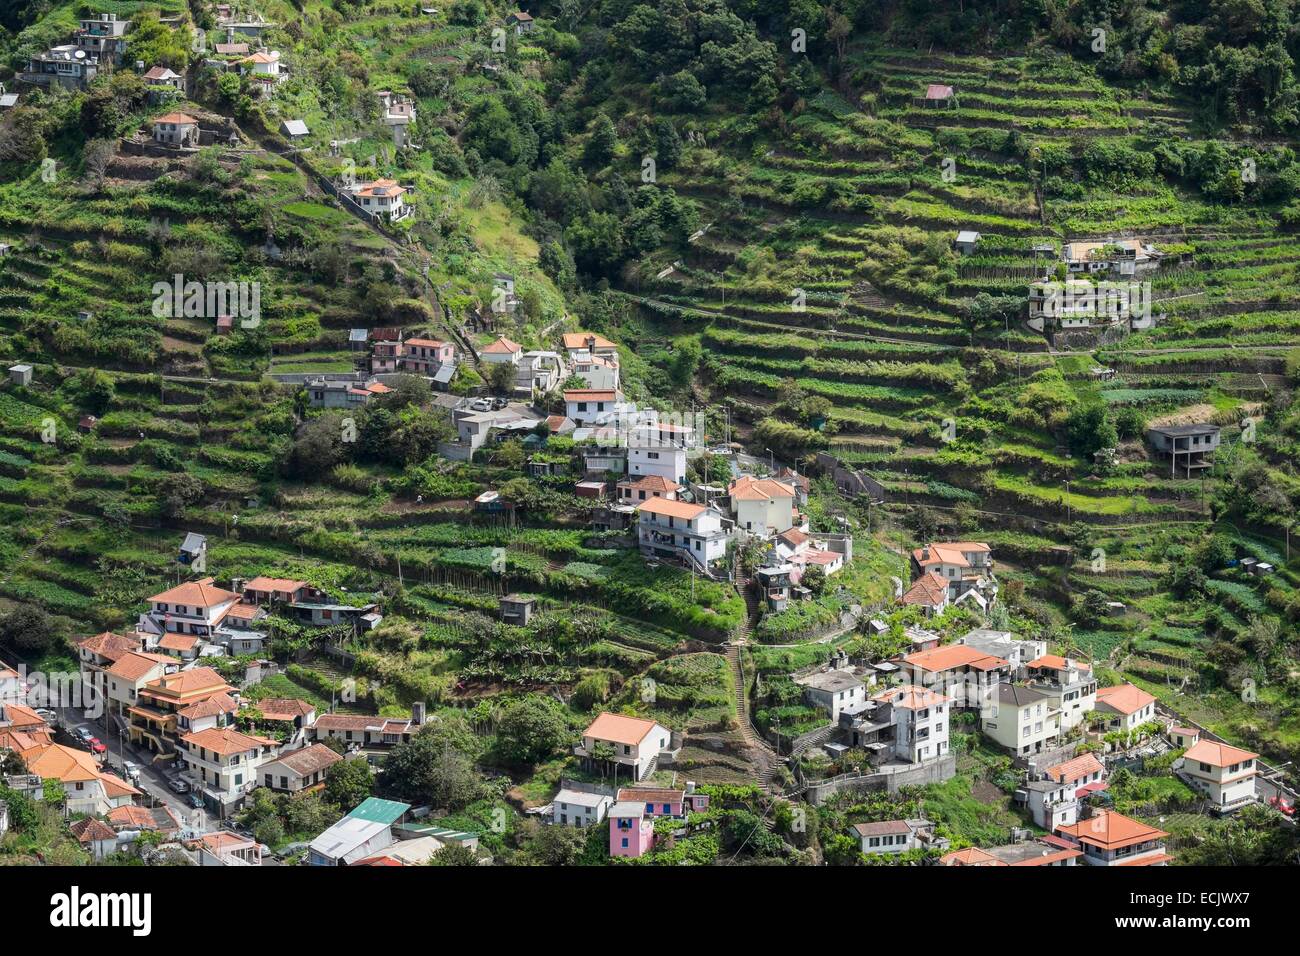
left=608, top=784, right=709, bottom=858
left=398, top=338, right=455, bottom=375
left=609, top=800, right=656, bottom=858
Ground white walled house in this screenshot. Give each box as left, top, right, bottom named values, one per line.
left=562, top=332, right=618, bottom=362
left=981, top=683, right=1061, bottom=757
left=152, top=112, right=199, bottom=147
left=180, top=726, right=280, bottom=811
left=552, top=787, right=613, bottom=827
left=481, top=335, right=523, bottom=365
left=564, top=388, right=623, bottom=426
left=349, top=179, right=410, bottom=222
left=258, top=743, right=342, bottom=795
left=850, top=819, right=942, bottom=856
left=570, top=351, right=620, bottom=390
left=575, top=712, right=674, bottom=782
left=104, top=651, right=176, bottom=717
left=1179, top=740, right=1259, bottom=813
left=1057, top=810, right=1170, bottom=866
left=794, top=670, right=865, bottom=721
left=868, top=685, right=950, bottom=764
left=1094, top=683, right=1156, bottom=732
left=1025, top=655, right=1097, bottom=730
left=728, top=476, right=797, bottom=536
left=627, top=422, right=691, bottom=483
left=1024, top=751, right=1106, bottom=830
left=636, top=497, right=729, bottom=570
left=139, top=578, right=242, bottom=638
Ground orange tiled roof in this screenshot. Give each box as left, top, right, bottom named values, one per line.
left=244, top=576, right=308, bottom=594
left=147, top=577, right=240, bottom=608
left=583, top=712, right=662, bottom=747
left=636, top=497, right=707, bottom=520
left=941, top=847, right=1004, bottom=866
left=1057, top=810, right=1167, bottom=850
left=562, top=332, right=616, bottom=350
left=107, top=651, right=172, bottom=681
left=178, top=692, right=237, bottom=720
left=872, top=685, right=949, bottom=710
left=1027, top=654, right=1091, bottom=671
left=141, top=666, right=233, bottom=700
left=482, top=335, right=522, bottom=354
left=1095, top=683, right=1156, bottom=716
left=728, top=475, right=795, bottom=502
left=903, top=643, right=1008, bottom=673
left=1183, top=739, right=1258, bottom=768
left=901, top=572, right=947, bottom=607
left=182, top=726, right=276, bottom=756
left=1045, top=752, right=1105, bottom=784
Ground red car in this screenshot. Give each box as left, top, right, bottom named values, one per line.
left=87, top=737, right=107, bottom=755
left=1269, top=796, right=1295, bottom=816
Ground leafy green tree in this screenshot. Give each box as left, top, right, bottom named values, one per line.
left=494, top=696, right=570, bottom=767
left=325, top=758, right=375, bottom=812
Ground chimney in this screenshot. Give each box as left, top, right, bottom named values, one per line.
left=585, top=334, right=596, bottom=351
left=685, top=781, right=695, bottom=794
left=231, top=576, right=246, bottom=595
left=411, top=701, right=426, bottom=726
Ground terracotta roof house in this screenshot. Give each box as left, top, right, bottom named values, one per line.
left=1180, top=740, right=1260, bottom=813
left=1094, top=683, right=1157, bottom=731
left=900, top=572, right=949, bottom=615
left=576, top=712, right=675, bottom=781
left=258, top=742, right=342, bottom=794
left=1056, top=810, right=1170, bottom=865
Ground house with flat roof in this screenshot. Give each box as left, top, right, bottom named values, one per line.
left=1025, top=655, right=1096, bottom=729
left=794, top=669, right=866, bottom=720
left=1147, top=424, right=1220, bottom=478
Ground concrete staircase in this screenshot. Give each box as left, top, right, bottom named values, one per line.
left=728, top=574, right=783, bottom=792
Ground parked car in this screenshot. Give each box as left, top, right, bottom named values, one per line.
left=470, top=398, right=492, bottom=412
left=72, top=727, right=94, bottom=744
left=86, top=737, right=107, bottom=755
left=185, top=793, right=204, bottom=810
left=168, top=777, right=190, bottom=795
left=491, top=396, right=508, bottom=410
left=34, top=708, right=58, bottom=724
left=121, top=761, right=142, bottom=784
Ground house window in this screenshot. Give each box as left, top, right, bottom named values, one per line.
left=621, top=838, right=629, bottom=849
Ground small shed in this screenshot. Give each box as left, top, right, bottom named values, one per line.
left=0, top=94, right=18, bottom=110
left=349, top=328, right=368, bottom=350
left=77, top=415, right=97, bottom=433
left=954, top=230, right=980, bottom=255
left=499, top=593, right=536, bottom=627
left=77, top=310, right=94, bottom=322
left=8, top=364, right=33, bottom=387
left=281, top=119, right=309, bottom=140
left=574, top=480, right=607, bottom=500
left=0, top=242, right=11, bottom=257
left=178, top=532, right=207, bottom=568
left=924, top=83, right=955, bottom=106
left=215, top=314, right=234, bottom=335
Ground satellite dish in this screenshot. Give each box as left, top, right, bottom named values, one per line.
left=74, top=49, right=86, bottom=59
